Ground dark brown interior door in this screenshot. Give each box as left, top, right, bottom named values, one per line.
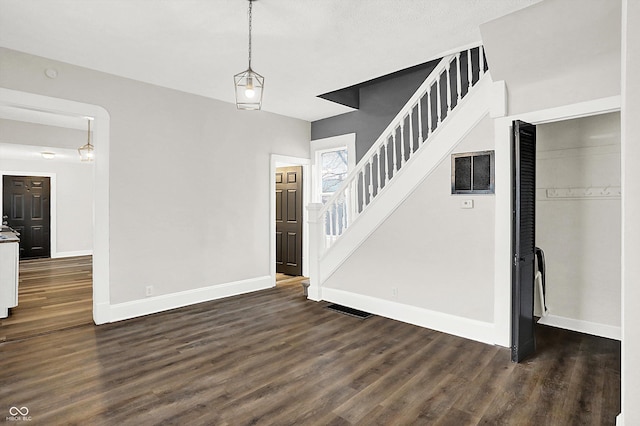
left=275, top=166, right=303, bottom=276
left=511, top=120, right=536, bottom=363
left=3, top=175, right=51, bottom=259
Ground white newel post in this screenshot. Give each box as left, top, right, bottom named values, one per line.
left=306, top=203, right=324, bottom=301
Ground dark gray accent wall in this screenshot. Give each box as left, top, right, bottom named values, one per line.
left=311, top=59, right=440, bottom=162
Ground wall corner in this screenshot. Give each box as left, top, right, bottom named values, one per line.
left=490, top=80, right=508, bottom=118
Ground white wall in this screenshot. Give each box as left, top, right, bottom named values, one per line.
left=323, top=115, right=495, bottom=322
left=621, top=0, right=640, bottom=424
left=0, top=156, right=94, bottom=257
left=535, top=113, right=621, bottom=337
left=0, top=119, right=85, bottom=149
left=0, top=47, right=310, bottom=308
left=480, top=0, right=620, bottom=117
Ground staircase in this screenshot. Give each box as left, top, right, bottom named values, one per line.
left=307, top=45, right=493, bottom=300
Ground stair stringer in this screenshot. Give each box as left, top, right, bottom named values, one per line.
left=319, top=74, right=495, bottom=285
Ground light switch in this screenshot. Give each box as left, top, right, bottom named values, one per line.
left=461, top=199, right=474, bottom=209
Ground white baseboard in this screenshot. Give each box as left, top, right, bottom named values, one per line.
left=108, top=275, right=274, bottom=323
left=52, top=249, right=93, bottom=259
left=93, top=302, right=110, bottom=325
left=307, top=285, right=322, bottom=301
left=322, top=287, right=496, bottom=345
left=616, top=413, right=623, bottom=426
left=537, top=314, right=621, bottom=340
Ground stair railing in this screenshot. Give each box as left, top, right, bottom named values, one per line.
left=317, top=45, right=488, bottom=251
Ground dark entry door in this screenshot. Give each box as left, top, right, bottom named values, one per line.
left=275, top=166, right=303, bottom=276
left=511, top=120, right=536, bottom=363
left=3, top=175, right=51, bottom=259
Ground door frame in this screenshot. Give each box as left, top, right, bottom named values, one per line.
left=0, top=88, right=111, bottom=325
left=270, top=155, right=310, bottom=282
left=0, top=172, right=57, bottom=258
left=493, top=96, right=621, bottom=347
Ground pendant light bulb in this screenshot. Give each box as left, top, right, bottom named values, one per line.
left=245, top=76, right=255, bottom=98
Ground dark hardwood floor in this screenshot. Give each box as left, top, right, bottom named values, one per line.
left=0, top=256, right=93, bottom=342
left=0, top=259, right=620, bottom=424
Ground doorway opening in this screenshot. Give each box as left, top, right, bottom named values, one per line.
left=510, top=111, right=622, bottom=362
left=0, top=88, right=110, bottom=325
left=275, top=165, right=303, bottom=276
left=270, top=155, right=310, bottom=285
left=0, top=114, right=97, bottom=340
left=534, top=112, right=621, bottom=337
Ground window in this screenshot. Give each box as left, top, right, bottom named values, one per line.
left=451, top=150, right=495, bottom=194
left=310, top=133, right=355, bottom=203
left=320, top=148, right=348, bottom=203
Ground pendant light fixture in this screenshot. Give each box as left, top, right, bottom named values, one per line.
left=78, top=117, right=94, bottom=162
left=234, top=0, right=264, bottom=110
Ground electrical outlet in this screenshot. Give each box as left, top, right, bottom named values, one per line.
left=392, top=287, right=398, bottom=299
left=145, top=285, right=153, bottom=297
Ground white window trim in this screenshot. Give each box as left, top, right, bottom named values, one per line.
left=310, top=133, right=356, bottom=203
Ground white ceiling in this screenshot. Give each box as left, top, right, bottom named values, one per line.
left=0, top=0, right=540, bottom=122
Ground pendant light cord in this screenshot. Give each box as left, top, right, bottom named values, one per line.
left=248, top=0, right=253, bottom=70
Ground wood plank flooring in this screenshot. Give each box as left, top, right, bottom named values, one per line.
left=0, top=260, right=621, bottom=425
left=0, top=256, right=93, bottom=342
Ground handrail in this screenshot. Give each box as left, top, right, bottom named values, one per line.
left=317, top=45, right=487, bottom=250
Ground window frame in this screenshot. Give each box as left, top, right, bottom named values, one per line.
left=310, top=134, right=356, bottom=203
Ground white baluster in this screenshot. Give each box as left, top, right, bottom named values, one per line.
left=467, top=48, right=473, bottom=88
left=329, top=203, right=336, bottom=244
left=436, top=77, right=442, bottom=126
left=479, top=46, right=485, bottom=77
left=446, top=62, right=452, bottom=114
left=343, top=186, right=349, bottom=231
left=409, top=109, right=414, bottom=155
left=399, top=123, right=406, bottom=167
left=392, top=131, right=398, bottom=173
left=358, top=172, right=364, bottom=210
left=335, top=206, right=340, bottom=238
left=355, top=179, right=360, bottom=217
left=384, top=136, right=390, bottom=185
left=417, top=99, right=423, bottom=145
left=377, top=149, right=383, bottom=194
left=456, top=53, right=462, bottom=102
left=341, top=193, right=347, bottom=234
left=426, top=89, right=432, bottom=139
left=349, top=180, right=356, bottom=223
left=368, top=157, right=374, bottom=202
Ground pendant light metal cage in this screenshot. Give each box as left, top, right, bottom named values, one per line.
left=234, top=68, right=264, bottom=110
left=234, top=0, right=264, bottom=110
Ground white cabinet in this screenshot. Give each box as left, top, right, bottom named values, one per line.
left=0, top=239, right=19, bottom=318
